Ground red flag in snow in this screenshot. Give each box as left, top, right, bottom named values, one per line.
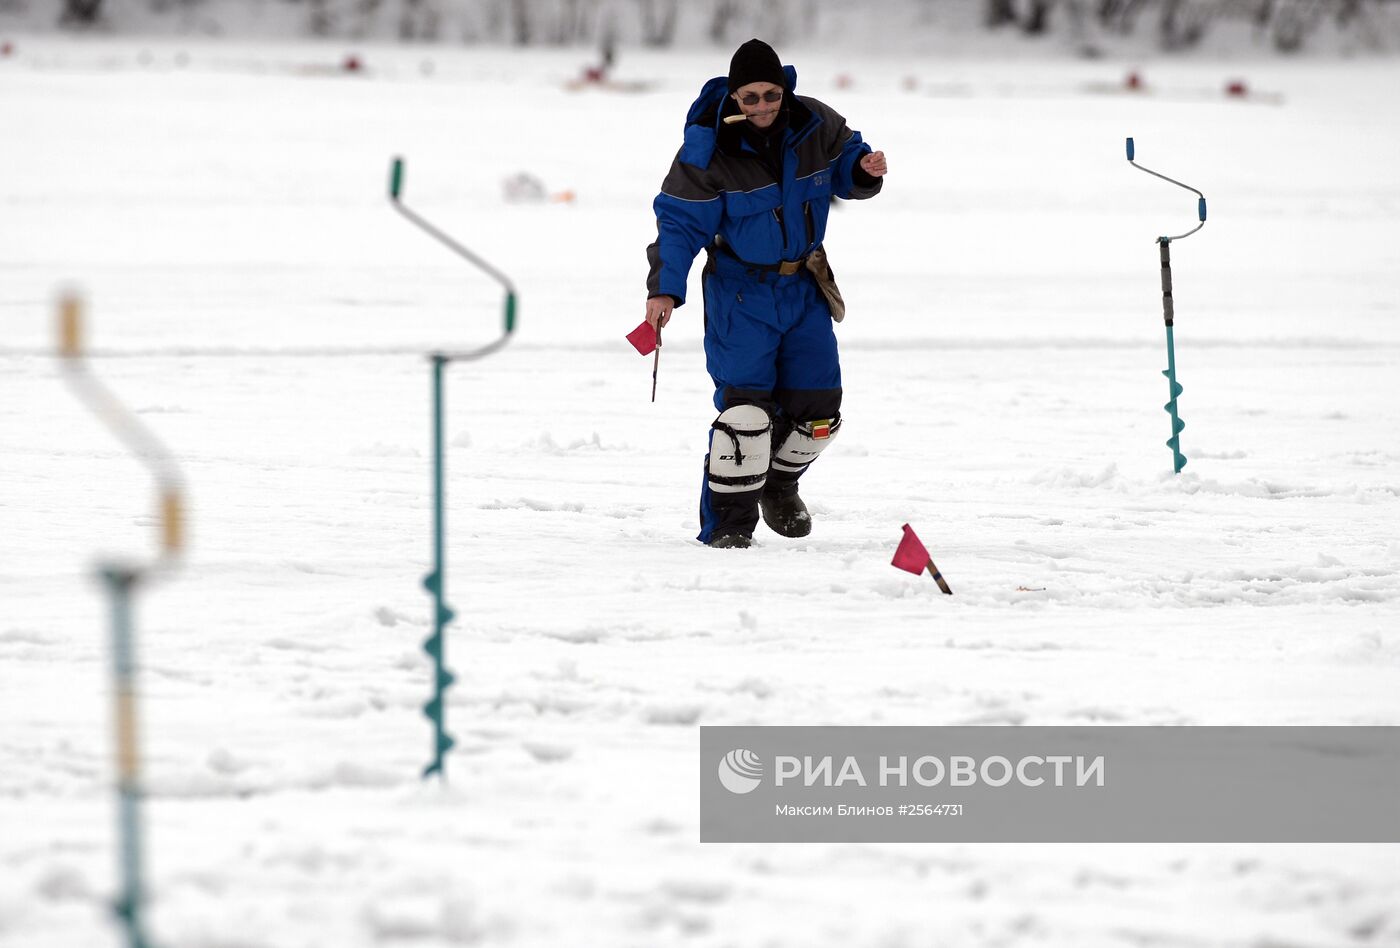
left=892, top=524, right=953, bottom=594
left=892, top=524, right=930, bottom=574
left=625, top=320, right=657, bottom=356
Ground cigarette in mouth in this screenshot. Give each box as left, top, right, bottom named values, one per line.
left=723, top=113, right=749, bottom=124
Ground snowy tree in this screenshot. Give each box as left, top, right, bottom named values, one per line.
left=636, top=0, right=679, bottom=46
left=984, top=0, right=1400, bottom=53
left=60, top=0, right=103, bottom=24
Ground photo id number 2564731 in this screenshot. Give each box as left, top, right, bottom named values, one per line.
left=899, top=804, right=964, bottom=816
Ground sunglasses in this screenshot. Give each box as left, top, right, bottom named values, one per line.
left=737, top=90, right=783, bottom=106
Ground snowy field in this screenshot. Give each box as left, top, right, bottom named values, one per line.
left=3, top=36, right=1400, bottom=948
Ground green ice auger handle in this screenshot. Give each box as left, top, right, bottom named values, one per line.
left=390, top=156, right=404, bottom=200
left=388, top=156, right=518, bottom=359
left=1126, top=137, right=1207, bottom=242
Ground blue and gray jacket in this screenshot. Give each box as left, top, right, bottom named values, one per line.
left=646, top=65, right=882, bottom=305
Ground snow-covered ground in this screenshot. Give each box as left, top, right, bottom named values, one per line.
left=3, top=38, right=1399, bottom=948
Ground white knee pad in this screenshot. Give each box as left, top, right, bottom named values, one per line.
left=771, top=416, right=841, bottom=476
left=708, top=405, right=772, bottom=494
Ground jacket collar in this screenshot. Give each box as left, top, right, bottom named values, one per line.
left=678, top=65, right=819, bottom=170
left=685, top=65, right=816, bottom=142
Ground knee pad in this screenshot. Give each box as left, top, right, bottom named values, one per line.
left=708, top=404, right=772, bottom=494
left=771, top=415, right=842, bottom=477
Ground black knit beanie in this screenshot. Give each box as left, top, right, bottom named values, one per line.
left=727, top=38, right=785, bottom=94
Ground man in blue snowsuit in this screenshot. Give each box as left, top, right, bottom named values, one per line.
left=644, top=38, right=887, bottom=549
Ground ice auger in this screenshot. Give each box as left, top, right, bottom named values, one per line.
left=58, top=292, right=186, bottom=948
left=389, top=157, right=518, bottom=781
left=1126, top=137, right=1207, bottom=474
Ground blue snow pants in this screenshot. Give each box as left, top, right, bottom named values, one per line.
left=696, top=250, right=843, bottom=543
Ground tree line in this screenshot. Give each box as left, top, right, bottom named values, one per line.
left=50, top=0, right=1400, bottom=52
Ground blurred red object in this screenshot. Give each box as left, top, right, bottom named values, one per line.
left=343, top=53, right=362, bottom=73
left=1125, top=71, right=1143, bottom=91
left=1225, top=79, right=1248, bottom=97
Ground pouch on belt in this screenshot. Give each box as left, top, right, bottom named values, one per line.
left=805, top=247, right=846, bottom=323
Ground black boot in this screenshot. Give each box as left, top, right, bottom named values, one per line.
left=708, top=531, right=753, bottom=549
left=760, top=485, right=811, bottom=538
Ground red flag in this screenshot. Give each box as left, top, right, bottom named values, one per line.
left=892, top=523, right=930, bottom=574
left=893, top=524, right=953, bottom=594
left=625, top=320, right=657, bottom=356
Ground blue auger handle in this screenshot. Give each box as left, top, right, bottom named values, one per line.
left=1126, top=136, right=1206, bottom=243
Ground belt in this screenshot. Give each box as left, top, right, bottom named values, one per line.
left=713, top=241, right=809, bottom=276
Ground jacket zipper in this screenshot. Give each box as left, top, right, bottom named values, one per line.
left=772, top=207, right=785, bottom=254
left=803, top=201, right=815, bottom=251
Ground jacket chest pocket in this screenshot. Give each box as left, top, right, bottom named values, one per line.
left=723, top=206, right=786, bottom=261
left=722, top=188, right=785, bottom=261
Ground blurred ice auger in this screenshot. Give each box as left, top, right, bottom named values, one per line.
left=57, top=291, right=186, bottom=948
left=1126, top=137, right=1207, bottom=474
left=388, top=156, right=518, bottom=781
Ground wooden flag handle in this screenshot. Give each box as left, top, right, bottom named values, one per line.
left=926, top=559, right=953, bottom=595
left=651, top=324, right=662, bottom=403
